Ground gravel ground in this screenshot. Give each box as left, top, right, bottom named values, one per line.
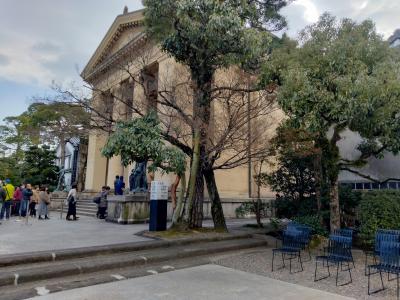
left=213, top=247, right=399, bottom=300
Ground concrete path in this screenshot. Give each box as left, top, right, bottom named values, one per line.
left=27, top=264, right=355, bottom=300
left=0, top=216, right=149, bottom=255
left=0, top=214, right=267, bottom=255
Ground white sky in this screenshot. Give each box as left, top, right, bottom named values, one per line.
left=0, top=0, right=399, bottom=121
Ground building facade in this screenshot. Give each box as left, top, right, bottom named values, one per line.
left=81, top=8, right=279, bottom=199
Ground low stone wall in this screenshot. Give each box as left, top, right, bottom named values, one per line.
left=106, top=194, right=274, bottom=225
left=107, top=194, right=150, bottom=224
left=49, top=192, right=68, bottom=210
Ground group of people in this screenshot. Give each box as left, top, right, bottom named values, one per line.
left=0, top=180, right=51, bottom=224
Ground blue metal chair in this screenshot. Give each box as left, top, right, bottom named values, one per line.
left=286, top=222, right=312, bottom=261
left=314, top=235, right=353, bottom=286
left=333, top=228, right=355, bottom=268
left=364, top=229, right=400, bottom=275
left=367, top=241, right=400, bottom=299
left=272, top=229, right=304, bottom=273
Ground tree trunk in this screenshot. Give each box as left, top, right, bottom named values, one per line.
left=172, top=173, right=186, bottom=226
left=329, top=178, right=340, bottom=232
left=204, top=169, right=227, bottom=231
left=313, top=152, right=322, bottom=212
left=186, top=130, right=201, bottom=227
left=255, top=181, right=263, bottom=228
left=190, top=169, right=204, bottom=228
left=77, top=139, right=88, bottom=192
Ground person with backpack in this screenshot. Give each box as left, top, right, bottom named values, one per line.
left=0, top=179, right=15, bottom=220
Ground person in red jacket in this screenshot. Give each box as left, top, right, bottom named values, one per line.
left=13, top=185, right=23, bottom=217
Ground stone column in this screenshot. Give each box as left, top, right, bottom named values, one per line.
left=85, top=92, right=109, bottom=191
left=106, top=84, right=125, bottom=187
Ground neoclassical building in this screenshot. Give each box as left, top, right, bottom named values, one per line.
left=81, top=7, right=280, bottom=199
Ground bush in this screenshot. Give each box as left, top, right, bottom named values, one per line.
left=293, top=215, right=328, bottom=237
left=359, top=191, right=400, bottom=245
left=235, top=201, right=272, bottom=218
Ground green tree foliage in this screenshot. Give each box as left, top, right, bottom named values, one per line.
left=359, top=191, right=400, bottom=246
left=262, top=13, right=400, bottom=230
left=20, top=145, right=59, bottom=188
left=102, top=113, right=187, bottom=225
left=260, top=124, right=317, bottom=203
left=143, top=0, right=289, bottom=229
left=102, top=113, right=186, bottom=176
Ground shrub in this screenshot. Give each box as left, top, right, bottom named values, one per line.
left=293, top=215, right=328, bottom=237
left=359, top=191, right=400, bottom=245
left=235, top=201, right=272, bottom=218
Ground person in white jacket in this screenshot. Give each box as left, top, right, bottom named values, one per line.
left=66, top=184, right=78, bottom=221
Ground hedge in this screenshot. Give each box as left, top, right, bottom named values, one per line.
left=359, top=190, right=400, bottom=245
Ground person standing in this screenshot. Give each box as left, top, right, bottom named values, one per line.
left=0, top=184, right=5, bottom=224
left=113, top=175, right=120, bottom=195
left=115, top=176, right=125, bottom=196
left=0, top=179, right=15, bottom=220
left=66, top=184, right=78, bottom=221
left=20, top=184, right=32, bottom=218
left=29, top=186, right=39, bottom=217
left=98, top=186, right=110, bottom=219
left=37, top=186, right=50, bottom=220
left=13, top=185, right=23, bottom=217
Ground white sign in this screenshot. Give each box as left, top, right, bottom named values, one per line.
left=150, top=181, right=169, bottom=200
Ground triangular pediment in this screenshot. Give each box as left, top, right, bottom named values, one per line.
left=81, top=9, right=145, bottom=81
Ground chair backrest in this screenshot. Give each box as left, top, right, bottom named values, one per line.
left=287, top=222, right=311, bottom=236
left=282, top=229, right=304, bottom=250
left=379, top=241, right=400, bottom=269
left=328, top=235, right=352, bottom=260
left=333, top=228, right=353, bottom=239
left=375, top=230, right=400, bottom=253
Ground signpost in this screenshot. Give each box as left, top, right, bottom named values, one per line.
left=149, top=181, right=168, bottom=231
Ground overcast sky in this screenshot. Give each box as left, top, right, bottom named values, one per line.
left=0, top=0, right=399, bottom=123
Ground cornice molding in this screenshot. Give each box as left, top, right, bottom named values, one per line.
left=81, top=9, right=145, bottom=81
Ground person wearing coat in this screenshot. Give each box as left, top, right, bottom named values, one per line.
left=37, top=186, right=50, bottom=220
left=29, top=186, right=39, bottom=217
left=13, top=185, right=23, bottom=217
left=98, top=186, right=110, bottom=219
left=66, top=184, right=78, bottom=221
left=20, top=184, right=33, bottom=218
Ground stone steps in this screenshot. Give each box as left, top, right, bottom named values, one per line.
left=0, top=234, right=268, bottom=299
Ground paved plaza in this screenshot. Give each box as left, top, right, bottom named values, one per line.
left=26, top=264, right=354, bottom=300
left=0, top=215, right=150, bottom=255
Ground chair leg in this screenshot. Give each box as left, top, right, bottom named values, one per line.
left=336, top=262, right=340, bottom=286
left=314, top=261, right=318, bottom=281
left=299, top=251, right=303, bottom=272
left=289, top=254, right=292, bottom=273
left=368, top=266, right=371, bottom=295
left=379, top=271, right=384, bottom=291
left=348, top=262, right=352, bottom=284
left=368, top=267, right=385, bottom=295
left=272, top=251, right=275, bottom=272
left=282, top=253, right=285, bottom=268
